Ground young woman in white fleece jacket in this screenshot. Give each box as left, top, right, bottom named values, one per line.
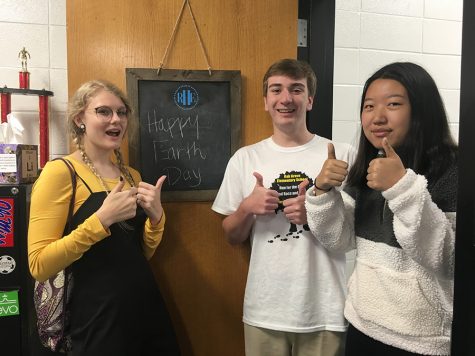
left=305, top=62, right=458, bottom=356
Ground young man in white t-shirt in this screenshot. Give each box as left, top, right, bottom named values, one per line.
left=212, top=59, right=352, bottom=356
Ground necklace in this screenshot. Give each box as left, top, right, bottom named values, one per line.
left=79, top=149, right=111, bottom=191
left=79, top=148, right=134, bottom=232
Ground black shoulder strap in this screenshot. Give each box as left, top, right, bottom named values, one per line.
left=76, top=174, right=93, bottom=193
left=53, top=158, right=76, bottom=232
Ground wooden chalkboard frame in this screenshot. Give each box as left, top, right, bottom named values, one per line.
left=126, top=68, right=241, bottom=202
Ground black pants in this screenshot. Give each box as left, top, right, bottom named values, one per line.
left=345, top=324, right=429, bottom=356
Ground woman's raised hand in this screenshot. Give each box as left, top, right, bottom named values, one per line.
left=367, top=138, right=406, bottom=191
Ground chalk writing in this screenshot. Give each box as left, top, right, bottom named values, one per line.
left=163, top=167, right=202, bottom=188
left=144, top=110, right=209, bottom=188
left=154, top=140, right=207, bottom=162
left=147, top=111, right=200, bottom=140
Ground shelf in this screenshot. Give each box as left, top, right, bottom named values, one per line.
left=0, top=87, right=53, bottom=97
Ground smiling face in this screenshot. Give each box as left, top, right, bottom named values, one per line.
left=361, top=78, right=411, bottom=149
left=264, top=75, right=313, bottom=132
left=75, top=89, right=128, bottom=154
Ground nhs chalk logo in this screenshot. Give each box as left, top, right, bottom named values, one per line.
left=174, top=85, right=199, bottom=110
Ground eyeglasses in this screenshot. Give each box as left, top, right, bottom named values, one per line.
left=91, top=106, right=128, bottom=121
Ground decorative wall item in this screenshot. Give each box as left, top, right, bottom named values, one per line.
left=126, top=68, right=241, bottom=201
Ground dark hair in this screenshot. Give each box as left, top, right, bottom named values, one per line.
left=262, top=59, right=317, bottom=97
left=347, top=62, right=458, bottom=187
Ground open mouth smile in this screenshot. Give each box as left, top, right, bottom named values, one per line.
left=106, top=129, right=121, bottom=137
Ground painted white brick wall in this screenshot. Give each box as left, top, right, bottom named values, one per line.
left=334, top=0, right=463, bottom=145
left=334, top=0, right=463, bottom=278
left=0, top=0, right=68, bottom=159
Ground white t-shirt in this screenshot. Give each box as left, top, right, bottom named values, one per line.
left=212, top=135, right=352, bottom=332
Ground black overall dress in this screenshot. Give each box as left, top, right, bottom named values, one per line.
left=68, top=176, right=180, bottom=356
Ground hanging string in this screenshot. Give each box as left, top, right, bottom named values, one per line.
left=157, top=0, right=212, bottom=76
left=186, top=0, right=212, bottom=76
left=157, top=0, right=186, bottom=75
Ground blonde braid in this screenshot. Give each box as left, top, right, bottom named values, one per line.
left=72, top=130, right=82, bottom=150
left=114, top=149, right=135, bottom=187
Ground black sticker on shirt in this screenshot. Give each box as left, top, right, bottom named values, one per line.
left=267, top=171, right=313, bottom=243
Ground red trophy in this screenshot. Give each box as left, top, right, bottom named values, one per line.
left=18, top=47, right=30, bottom=89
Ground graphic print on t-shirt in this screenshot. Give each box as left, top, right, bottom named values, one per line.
left=269, top=171, right=313, bottom=243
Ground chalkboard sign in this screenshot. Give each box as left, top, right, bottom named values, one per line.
left=126, top=68, right=241, bottom=201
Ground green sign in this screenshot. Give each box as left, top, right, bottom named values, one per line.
left=0, top=290, right=20, bottom=317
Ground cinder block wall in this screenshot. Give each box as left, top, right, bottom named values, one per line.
left=333, top=0, right=463, bottom=145
left=0, top=0, right=68, bottom=158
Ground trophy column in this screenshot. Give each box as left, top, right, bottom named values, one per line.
left=0, top=48, right=54, bottom=168
left=0, top=88, right=54, bottom=168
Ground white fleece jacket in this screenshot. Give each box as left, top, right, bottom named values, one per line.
left=305, top=169, right=456, bottom=355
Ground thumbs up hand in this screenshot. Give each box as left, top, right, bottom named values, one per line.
left=137, top=175, right=167, bottom=225
left=96, top=177, right=138, bottom=229
left=367, top=138, right=406, bottom=191
left=283, top=178, right=309, bottom=225
left=314, top=143, right=349, bottom=193
left=242, top=172, right=280, bottom=215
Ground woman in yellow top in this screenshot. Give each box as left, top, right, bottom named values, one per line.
left=28, top=80, right=180, bottom=356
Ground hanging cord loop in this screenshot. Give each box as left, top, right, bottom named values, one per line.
left=157, top=0, right=212, bottom=76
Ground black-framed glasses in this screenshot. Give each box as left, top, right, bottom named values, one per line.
left=92, top=106, right=128, bottom=121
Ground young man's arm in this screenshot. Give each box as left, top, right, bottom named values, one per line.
left=222, top=172, right=279, bottom=245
